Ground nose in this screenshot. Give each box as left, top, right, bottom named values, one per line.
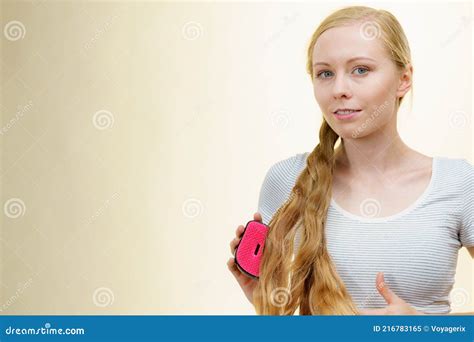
left=332, top=73, right=352, bottom=99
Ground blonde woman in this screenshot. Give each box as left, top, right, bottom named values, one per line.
left=227, top=6, right=473, bottom=315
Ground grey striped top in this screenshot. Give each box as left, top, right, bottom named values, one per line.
left=257, top=152, right=473, bottom=314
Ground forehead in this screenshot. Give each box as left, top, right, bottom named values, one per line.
left=312, top=23, right=387, bottom=64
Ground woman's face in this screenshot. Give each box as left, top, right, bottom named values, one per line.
left=311, top=22, right=410, bottom=139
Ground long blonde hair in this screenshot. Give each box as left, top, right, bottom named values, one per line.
left=253, top=6, right=412, bottom=315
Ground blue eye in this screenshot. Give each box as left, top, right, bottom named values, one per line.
left=353, top=67, right=369, bottom=75
left=316, top=67, right=370, bottom=79
left=316, top=70, right=333, bottom=79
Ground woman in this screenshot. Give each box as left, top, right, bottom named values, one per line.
left=227, top=5, right=473, bottom=315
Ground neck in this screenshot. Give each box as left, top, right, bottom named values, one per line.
left=334, top=128, right=412, bottom=177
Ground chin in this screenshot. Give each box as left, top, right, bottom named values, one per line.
left=326, top=115, right=378, bottom=140
left=324, top=119, right=358, bottom=139
left=339, top=130, right=364, bottom=140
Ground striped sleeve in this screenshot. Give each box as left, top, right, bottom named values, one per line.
left=460, top=159, right=474, bottom=247
left=257, top=155, right=298, bottom=225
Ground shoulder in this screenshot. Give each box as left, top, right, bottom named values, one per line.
left=435, top=157, right=473, bottom=186
left=434, top=157, right=473, bottom=210
left=258, top=152, right=309, bottom=224
left=265, top=152, right=309, bottom=180
left=436, top=156, right=473, bottom=171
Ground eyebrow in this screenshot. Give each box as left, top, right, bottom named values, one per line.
left=312, top=56, right=376, bottom=67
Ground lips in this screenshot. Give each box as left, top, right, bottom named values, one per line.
left=333, top=109, right=362, bottom=115
left=332, top=109, right=362, bottom=120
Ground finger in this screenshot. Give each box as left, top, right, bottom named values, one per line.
left=227, top=258, right=244, bottom=280
left=230, top=237, right=241, bottom=254
left=376, top=272, right=399, bottom=305
left=227, top=258, right=256, bottom=287
left=227, top=257, right=236, bottom=271
left=359, top=308, right=386, bottom=315
left=227, top=258, right=239, bottom=276
left=254, top=212, right=262, bottom=222
left=235, top=225, right=244, bottom=237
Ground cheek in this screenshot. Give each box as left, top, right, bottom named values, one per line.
left=363, top=96, right=397, bottom=126
left=312, top=83, right=319, bottom=97
left=357, top=77, right=397, bottom=112
left=313, top=85, right=330, bottom=107
left=363, top=73, right=399, bottom=102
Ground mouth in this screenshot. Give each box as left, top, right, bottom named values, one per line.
left=332, top=109, right=362, bottom=120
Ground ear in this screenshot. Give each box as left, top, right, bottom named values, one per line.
left=396, top=63, right=413, bottom=98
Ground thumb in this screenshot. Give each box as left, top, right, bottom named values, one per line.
left=254, top=212, right=263, bottom=223
left=375, top=272, right=400, bottom=305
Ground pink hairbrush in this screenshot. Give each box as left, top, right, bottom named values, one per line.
left=234, top=220, right=270, bottom=279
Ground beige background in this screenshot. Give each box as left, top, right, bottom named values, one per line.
left=0, top=0, right=472, bottom=314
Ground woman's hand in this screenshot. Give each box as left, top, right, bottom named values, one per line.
left=359, top=272, right=424, bottom=315
left=227, top=212, right=262, bottom=305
